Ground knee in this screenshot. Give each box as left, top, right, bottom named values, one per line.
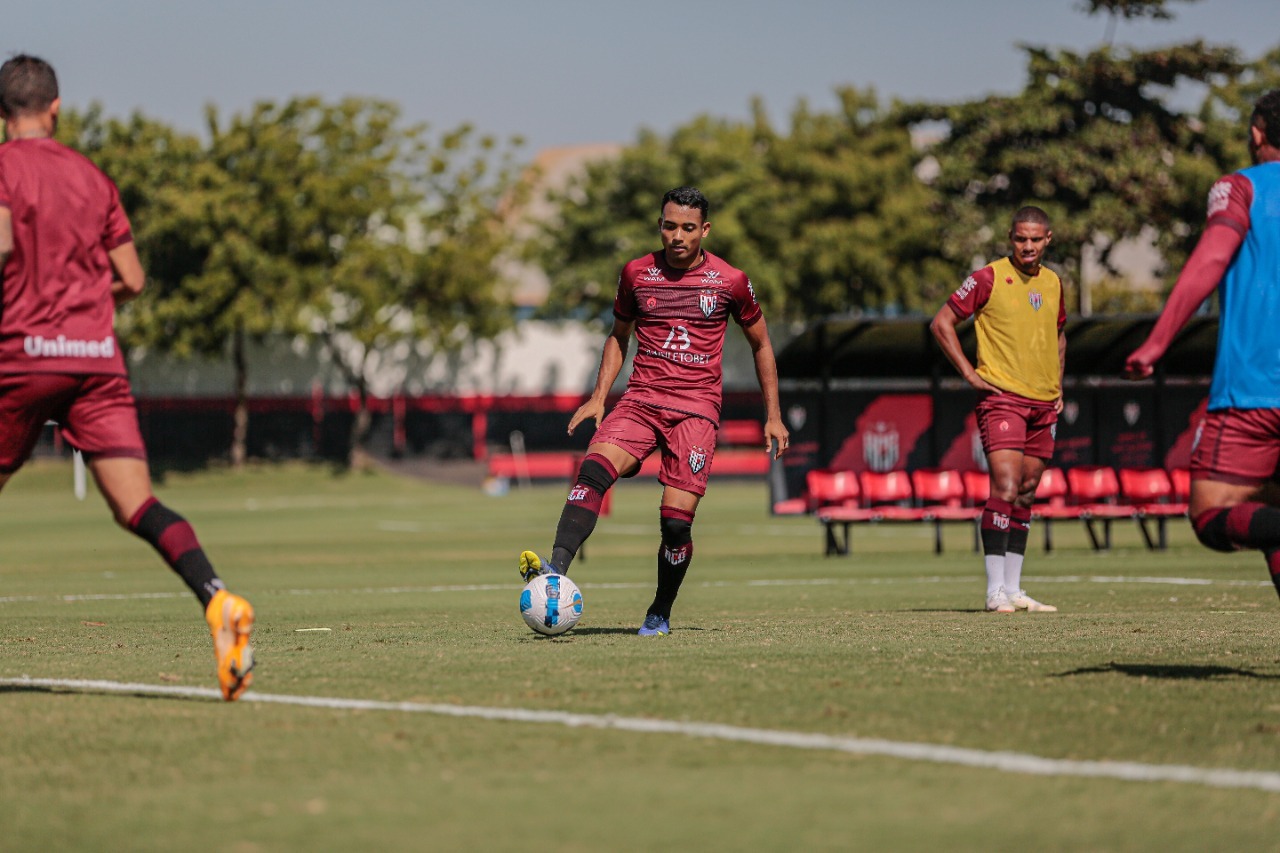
left=659, top=508, right=694, bottom=547
left=578, top=454, right=619, bottom=495
left=1192, top=508, right=1235, bottom=552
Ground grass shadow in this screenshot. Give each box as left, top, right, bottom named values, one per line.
left=1052, top=662, right=1280, bottom=680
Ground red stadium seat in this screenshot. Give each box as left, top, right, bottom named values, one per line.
left=1119, top=468, right=1189, bottom=550
left=1066, top=466, right=1136, bottom=550
left=962, top=470, right=990, bottom=506
left=912, top=468, right=982, bottom=554
left=809, top=470, right=880, bottom=556
left=1170, top=468, right=1192, bottom=502
left=806, top=469, right=862, bottom=512
left=1030, top=467, right=1081, bottom=552
left=859, top=470, right=922, bottom=520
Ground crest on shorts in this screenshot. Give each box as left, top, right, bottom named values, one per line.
left=863, top=422, right=899, bottom=472
left=1029, top=290, right=1043, bottom=310
left=699, top=290, right=718, bottom=318
left=1124, top=401, right=1141, bottom=426
left=688, top=445, right=708, bottom=474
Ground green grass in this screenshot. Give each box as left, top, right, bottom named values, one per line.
left=4, top=460, right=1280, bottom=851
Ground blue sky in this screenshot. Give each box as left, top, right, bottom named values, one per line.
left=7, top=1, right=1276, bottom=153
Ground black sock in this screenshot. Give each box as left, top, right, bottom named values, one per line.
left=127, top=498, right=224, bottom=609
left=551, top=454, right=618, bottom=571
left=648, top=506, right=694, bottom=620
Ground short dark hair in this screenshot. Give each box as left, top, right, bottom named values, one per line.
left=661, top=186, right=709, bottom=220
left=0, top=54, right=58, bottom=118
left=1251, top=90, right=1280, bottom=149
left=1011, top=205, right=1051, bottom=230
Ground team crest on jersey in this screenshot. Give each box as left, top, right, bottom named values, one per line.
left=863, top=422, right=899, bottom=472
left=688, top=446, right=708, bottom=475
left=1029, top=290, right=1043, bottom=310
left=699, top=290, right=718, bottom=318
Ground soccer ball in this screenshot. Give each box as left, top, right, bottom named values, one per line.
left=520, top=573, right=583, bottom=636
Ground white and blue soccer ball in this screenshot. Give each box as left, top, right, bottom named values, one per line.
left=520, top=573, right=583, bottom=636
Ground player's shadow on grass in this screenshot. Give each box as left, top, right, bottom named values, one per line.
left=1053, top=662, right=1280, bottom=680
left=0, top=684, right=214, bottom=702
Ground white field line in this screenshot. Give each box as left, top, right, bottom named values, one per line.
left=3, top=675, right=1278, bottom=794
left=0, top=574, right=1270, bottom=606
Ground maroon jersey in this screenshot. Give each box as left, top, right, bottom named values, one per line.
left=0, top=138, right=133, bottom=376
left=613, top=250, right=762, bottom=424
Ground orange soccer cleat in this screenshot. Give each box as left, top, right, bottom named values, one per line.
left=205, top=589, right=255, bottom=701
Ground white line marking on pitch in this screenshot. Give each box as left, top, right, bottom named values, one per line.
left=1, top=574, right=1270, bottom=606
left=4, top=675, right=1279, bottom=794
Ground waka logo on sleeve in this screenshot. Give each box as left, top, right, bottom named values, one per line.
left=687, top=446, right=708, bottom=475
left=1207, top=180, right=1232, bottom=218
left=955, top=275, right=977, bottom=298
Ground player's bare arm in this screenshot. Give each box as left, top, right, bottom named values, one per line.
left=108, top=241, right=146, bottom=305
left=0, top=206, right=12, bottom=267
left=742, top=316, right=789, bottom=458
left=1124, top=222, right=1243, bottom=379
left=568, top=317, right=634, bottom=435
left=930, top=304, right=1001, bottom=393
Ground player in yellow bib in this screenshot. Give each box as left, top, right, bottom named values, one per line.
left=931, top=206, right=1066, bottom=614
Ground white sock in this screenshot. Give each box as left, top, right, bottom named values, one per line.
left=985, top=556, right=1005, bottom=598
left=1005, top=553, right=1025, bottom=595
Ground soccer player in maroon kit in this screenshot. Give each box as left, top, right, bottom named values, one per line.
left=931, top=206, right=1066, bottom=614
left=1125, top=90, right=1280, bottom=599
left=0, top=55, right=254, bottom=700
left=519, top=186, right=789, bottom=635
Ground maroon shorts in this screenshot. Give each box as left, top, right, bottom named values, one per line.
left=0, top=373, right=147, bottom=473
left=591, top=399, right=717, bottom=496
left=1190, top=408, right=1280, bottom=486
left=975, top=392, right=1057, bottom=460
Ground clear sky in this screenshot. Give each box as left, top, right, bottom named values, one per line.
left=6, top=1, right=1276, bottom=154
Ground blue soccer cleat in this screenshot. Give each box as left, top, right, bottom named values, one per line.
left=518, top=550, right=561, bottom=583
left=637, top=613, right=669, bottom=636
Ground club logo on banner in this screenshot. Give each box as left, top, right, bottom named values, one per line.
left=688, top=445, right=708, bottom=475
left=699, top=291, right=718, bottom=319
left=1124, top=402, right=1141, bottom=426
left=787, top=405, right=807, bottom=430
left=1062, top=400, right=1079, bottom=425
left=863, top=422, right=900, bottom=472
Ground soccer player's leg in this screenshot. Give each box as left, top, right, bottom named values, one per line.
left=642, top=413, right=711, bottom=634
left=1007, top=432, right=1057, bottom=612
left=1188, top=409, right=1280, bottom=600
left=70, top=377, right=254, bottom=700
left=978, top=400, right=1023, bottom=612
left=521, top=404, right=647, bottom=582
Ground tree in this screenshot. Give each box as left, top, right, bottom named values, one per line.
left=901, top=4, right=1243, bottom=313
left=536, top=88, right=945, bottom=322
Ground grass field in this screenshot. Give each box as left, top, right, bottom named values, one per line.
left=4, top=460, right=1280, bottom=851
